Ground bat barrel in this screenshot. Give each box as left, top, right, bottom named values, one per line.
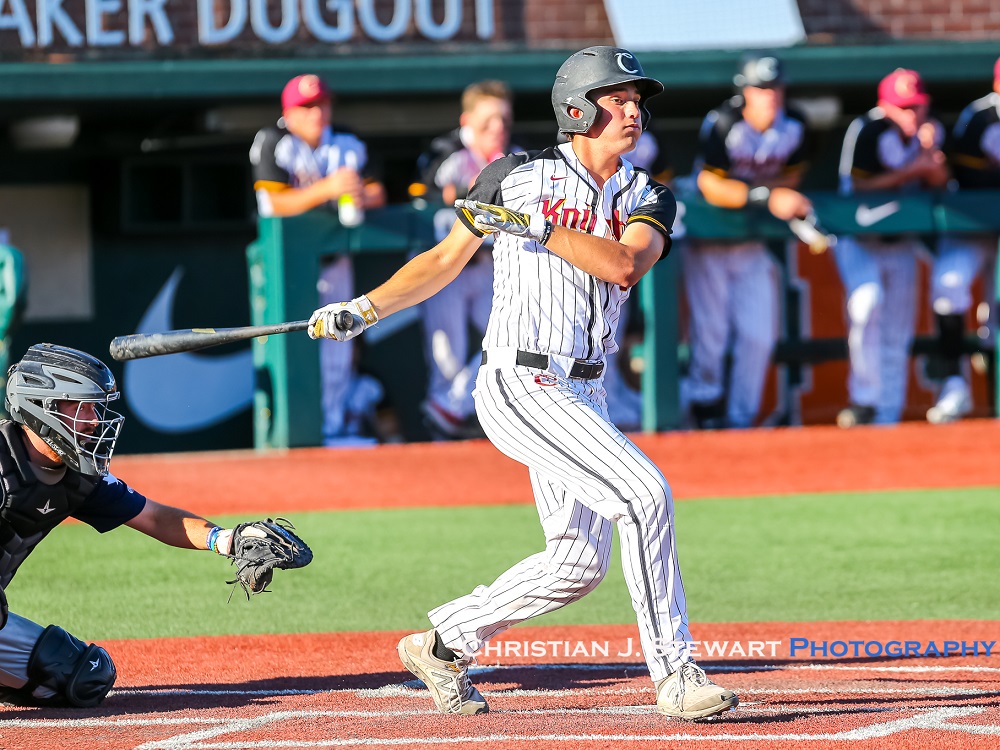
left=109, top=321, right=310, bottom=361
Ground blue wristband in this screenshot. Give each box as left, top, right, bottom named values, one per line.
left=207, top=526, right=221, bottom=553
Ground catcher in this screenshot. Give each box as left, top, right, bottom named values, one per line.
left=0, top=343, right=311, bottom=708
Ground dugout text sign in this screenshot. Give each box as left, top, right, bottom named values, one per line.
left=0, top=0, right=499, bottom=54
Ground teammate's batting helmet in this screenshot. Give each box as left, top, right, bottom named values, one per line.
left=6, top=344, right=124, bottom=476
left=552, top=46, right=664, bottom=134
left=733, top=53, right=786, bottom=89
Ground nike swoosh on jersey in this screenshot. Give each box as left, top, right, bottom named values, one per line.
left=854, top=201, right=901, bottom=227
left=123, top=268, right=253, bottom=433
left=550, top=176, right=568, bottom=181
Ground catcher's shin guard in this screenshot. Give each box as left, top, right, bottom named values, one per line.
left=27, top=625, right=116, bottom=707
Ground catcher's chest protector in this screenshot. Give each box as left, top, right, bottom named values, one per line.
left=0, top=420, right=96, bottom=586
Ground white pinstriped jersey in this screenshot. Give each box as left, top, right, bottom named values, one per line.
left=249, top=124, right=369, bottom=217
left=457, top=142, right=673, bottom=362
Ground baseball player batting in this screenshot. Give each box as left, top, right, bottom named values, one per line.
left=310, top=46, right=738, bottom=720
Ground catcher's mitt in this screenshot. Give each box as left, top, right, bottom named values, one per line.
left=227, top=518, right=312, bottom=598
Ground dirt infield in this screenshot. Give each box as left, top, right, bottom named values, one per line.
left=109, top=419, right=1000, bottom=516
left=1, top=621, right=998, bottom=749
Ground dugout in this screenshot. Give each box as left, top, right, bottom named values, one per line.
left=1, top=40, right=999, bottom=451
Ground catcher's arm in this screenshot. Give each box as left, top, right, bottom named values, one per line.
left=126, top=503, right=312, bottom=598
left=126, top=499, right=221, bottom=550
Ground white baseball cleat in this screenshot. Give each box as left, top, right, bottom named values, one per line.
left=927, top=376, right=972, bottom=424
left=397, top=629, right=488, bottom=715
left=656, top=662, right=738, bottom=720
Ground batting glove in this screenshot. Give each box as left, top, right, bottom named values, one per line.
left=308, top=295, right=378, bottom=342
left=455, top=199, right=553, bottom=246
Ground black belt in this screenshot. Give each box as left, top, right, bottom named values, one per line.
left=481, top=350, right=604, bottom=380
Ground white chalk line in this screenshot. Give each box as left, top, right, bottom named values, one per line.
left=469, top=662, right=1000, bottom=675
left=0, top=704, right=910, bottom=728
left=8, top=704, right=1000, bottom=747
left=128, top=706, right=1000, bottom=748
left=101, top=683, right=997, bottom=700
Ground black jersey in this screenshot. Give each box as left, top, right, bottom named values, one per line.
left=0, top=457, right=146, bottom=589
left=696, top=96, right=809, bottom=184
left=948, top=93, right=1000, bottom=188
left=839, top=107, right=945, bottom=194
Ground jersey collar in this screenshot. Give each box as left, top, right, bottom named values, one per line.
left=557, top=141, right=634, bottom=188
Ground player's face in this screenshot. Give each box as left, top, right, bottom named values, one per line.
left=283, top=100, right=332, bottom=147
left=54, top=400, right=99, bottom=436
left=590, top=83, right=643, bottom=152
left=882, top=102, right=929, bottom=139
left=742, top=85, right=784, bottom=129
left=463, top=96, right=512, bottom=162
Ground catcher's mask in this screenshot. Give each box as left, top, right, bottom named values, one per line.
left=552, top=46, right=664, bottom=135
left=733, top=53, right=786, bottom=90
left=6, top=344, right=124, bottom=477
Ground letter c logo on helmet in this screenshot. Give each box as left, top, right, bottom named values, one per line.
left=616, top=53, right=639, bottom=74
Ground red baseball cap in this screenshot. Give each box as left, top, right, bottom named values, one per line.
left=281, top=74, right=331, bottom=110
left=877, top=68, right=930, bottom=108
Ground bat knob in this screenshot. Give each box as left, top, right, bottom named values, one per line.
left=334, top=309, right=356, bottom=332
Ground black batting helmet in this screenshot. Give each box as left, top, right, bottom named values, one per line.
left=733, top=53, right=786, bottom=89
left=552, top=46, right=664, bottom=134
left=6, top=344, right=124, bottom=477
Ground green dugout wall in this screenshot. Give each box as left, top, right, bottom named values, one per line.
left=249, top=191, right=1000, bottom=449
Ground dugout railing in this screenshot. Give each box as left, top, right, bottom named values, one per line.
left=247, top=192, right=1000, bottom=449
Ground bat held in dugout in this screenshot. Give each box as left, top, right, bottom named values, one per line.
left=788, top=211, right=837, bottom=255
left=108, top=309, right=357, bottom=361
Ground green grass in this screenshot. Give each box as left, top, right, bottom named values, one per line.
left=7, top=487, right=1000, bottom=640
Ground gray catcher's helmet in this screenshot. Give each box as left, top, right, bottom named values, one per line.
left=6, top=344, right=124, bottom=476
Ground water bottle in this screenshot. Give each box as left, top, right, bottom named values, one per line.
left=338, top=151, right=365, bottom=227
left=338, top=194, right=363, bottom=227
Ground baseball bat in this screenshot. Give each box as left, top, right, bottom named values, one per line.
left=109, top=310, right=355, bottom=361
left=788, top=212, right=837, bottom=255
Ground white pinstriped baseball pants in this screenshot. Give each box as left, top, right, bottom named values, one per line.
left=428, top=350, right=692, bottom=682
left=681, top=240, right=779, bottom=428
left=834, top=236, right=921, bottom=423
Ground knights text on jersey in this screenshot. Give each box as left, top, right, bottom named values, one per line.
left=949, top=93, right=1000, bottom=188
left=838, top=107, right=945, bottom=194
left=697, top=98, right=809, bottom=184
left=249, top=124, right=368, bottom=217
left=456, top=142, right=674, bottom=361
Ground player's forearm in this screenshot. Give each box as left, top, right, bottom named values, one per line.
left=368, top=224, right=481, bottom=317
left=697, top=171, right=750, bottom=209
left=266, top=185, right=332, bottom=216
left=545, top=225, right=661, bottom=288
left=126, top=500, right=216, bottom=550
left=851, top=167, right=919, bottom=192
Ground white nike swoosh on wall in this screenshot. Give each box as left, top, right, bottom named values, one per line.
left=124, top=268, right=253, bottom=434
left=854, top=201, right=901, bottom=227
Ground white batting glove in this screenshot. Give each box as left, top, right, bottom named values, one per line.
left=455, top=199, right=553, bottom=245
left=308, top=295, right=378, bottom=342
